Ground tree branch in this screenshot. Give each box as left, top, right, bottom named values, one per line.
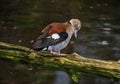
left=0, top=42, right=120, bottom=83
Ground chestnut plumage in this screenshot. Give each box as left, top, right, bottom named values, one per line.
left=32, top=19, right=81, bottom=55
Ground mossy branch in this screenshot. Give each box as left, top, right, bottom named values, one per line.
left=0, top=42, right=120, bottom=83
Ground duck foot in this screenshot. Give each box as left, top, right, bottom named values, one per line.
left=50, top=50, right=66, bottom=56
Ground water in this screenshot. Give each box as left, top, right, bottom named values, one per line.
left=0, top=0, right=120, bottom=84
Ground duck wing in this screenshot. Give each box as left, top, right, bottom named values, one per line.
left=32, top=23, right=68, bottom=50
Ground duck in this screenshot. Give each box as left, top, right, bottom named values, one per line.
left=32, top=19, right=81, bottom=56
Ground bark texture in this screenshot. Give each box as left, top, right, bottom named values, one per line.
left=0, top=42, right=120, bottom=83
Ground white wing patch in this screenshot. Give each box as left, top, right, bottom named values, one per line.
left=51, top=33, right=60, bottom=40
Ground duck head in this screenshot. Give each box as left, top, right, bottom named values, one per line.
left=70, top=19, right=81, bottom=38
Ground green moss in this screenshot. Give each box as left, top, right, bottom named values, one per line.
left=0, top=42, right=120, bottom=83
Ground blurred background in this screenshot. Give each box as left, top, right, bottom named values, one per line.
left=0, top=0, right=120, bottom=84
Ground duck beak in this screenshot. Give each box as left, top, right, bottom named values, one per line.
left=74, top=30, right=78, bottom=38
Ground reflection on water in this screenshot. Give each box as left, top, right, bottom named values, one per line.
left=0, top=59, right=120, bottom=84
left=0, top=0, right=120, bottom=84
left=54, top=71, right=71, bottom=84
left=0, top=60, right=55, bottom=84
left=79, top=76, right=120, bottom=84
left=74, top=22, right=120, bottom=61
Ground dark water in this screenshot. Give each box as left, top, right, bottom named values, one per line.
left=0, top=0, right=120, bottom=84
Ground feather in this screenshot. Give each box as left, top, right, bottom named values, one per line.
left=32, top=23, right=68, bottom=50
